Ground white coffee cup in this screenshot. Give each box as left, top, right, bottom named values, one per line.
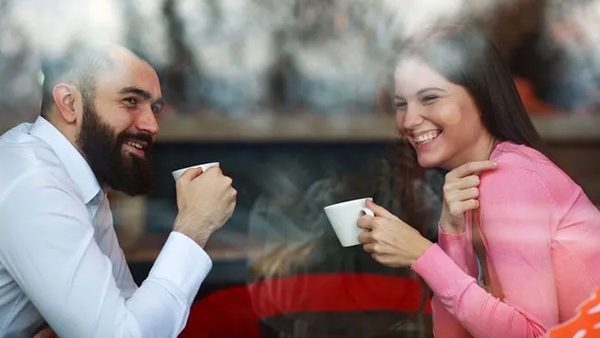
left=171, top=162, right=220, bottom=181
left=324, top=197, right=375, bottom=247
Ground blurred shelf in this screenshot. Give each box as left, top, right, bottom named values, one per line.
left=531, top=116, right=600, bottom=144
left=156, top=113, right=399, bottom=143
left=155, top=113, right=600, bottom=143
left=2, top=113, right=599, bottom=143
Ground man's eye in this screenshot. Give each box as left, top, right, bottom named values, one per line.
left=124, top=98, right=138, bottom=106
left=151, top=103, right=164, bottom=114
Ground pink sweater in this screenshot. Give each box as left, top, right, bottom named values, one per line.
left=412, top=141, right=600, bottom=338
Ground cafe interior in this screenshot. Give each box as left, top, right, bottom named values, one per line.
left=1, top=0, right=599, bottom=337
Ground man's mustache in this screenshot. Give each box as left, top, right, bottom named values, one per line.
left=117, top=132, right=154, bottom=150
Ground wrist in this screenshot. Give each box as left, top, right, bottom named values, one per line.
left=174, top=228, right=210, bottom=248
left=412, top=239, right=433, bottom=265
left=439, top=221, right=465, bottom=234
left=174, top=214, right=212, bottom=248
left=193, top=230, right=210, bottom=248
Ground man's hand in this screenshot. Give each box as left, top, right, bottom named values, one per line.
left=174, top=166, right=237, bottom=247
left=33, top=326, right=58, bottom=338
left=439, top=160, right=497, bottom=233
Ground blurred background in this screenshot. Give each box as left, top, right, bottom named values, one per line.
left=1, top=0, right=599, bottom=337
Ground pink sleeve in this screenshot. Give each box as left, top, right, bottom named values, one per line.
left=437, top=226, right=477, bottom=276
left=413, top=245, right=547, bottom=337
left=411, top=165, right=559, bottom=338
left=432, top=227, right=478, bottom=337
left=431, top=294, right=472, bottom=338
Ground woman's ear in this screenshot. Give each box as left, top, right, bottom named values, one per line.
left=52, top=83, right=83, bottom=124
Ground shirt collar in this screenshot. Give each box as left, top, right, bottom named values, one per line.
left=29, top=116, right=101, bottom=204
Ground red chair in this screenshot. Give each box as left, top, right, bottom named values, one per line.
left=180, top=273, right=430, bottom=338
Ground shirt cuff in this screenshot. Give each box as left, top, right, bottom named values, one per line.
left=148, top=232, right=213, bottom=300
left=438, top=224, right=467, bottom=243
left=411, top=244, right=475, bottom=299
left=437, top=224, right=470, bottom=262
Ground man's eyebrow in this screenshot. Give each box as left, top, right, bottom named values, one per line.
left=119, top=86, right=165, bottom=109
left=119, top=86, right=152, bottom=100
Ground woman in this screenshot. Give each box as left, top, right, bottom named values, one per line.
left=357, top=26, right=600, bottom=337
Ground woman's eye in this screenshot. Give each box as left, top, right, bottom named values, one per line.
left=394, top=101, right=407, bottom=110
left=422, top=95, right=438, bottom=103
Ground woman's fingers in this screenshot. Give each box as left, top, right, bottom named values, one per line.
left=444, top=175, right=480, bottom=191
left=447, top=199, right=479, bottom=216
left=447, top=187, right=480, bottom=202
left=362, top=242, right=375, bottom=253
left=446, top=160, right=497, bottom=180
left=357, top=227, right=373, bottom=243
left=366, top=200, right=399, bottom=220
left=440, top=161, right=494, bottom=233
left=357, top=215, right=374, bottom=230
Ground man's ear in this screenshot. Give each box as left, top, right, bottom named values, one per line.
left=52, top=83, right=83, bottom=124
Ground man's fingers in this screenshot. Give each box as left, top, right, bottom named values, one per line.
left=33, top=327, right=57, bottom=338
left=447, top=160, right=497, bottom=180
left=180, top=167, right=204, bottom=182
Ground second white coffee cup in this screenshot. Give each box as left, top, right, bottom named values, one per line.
left=171, top=162, right=220, bottom=181
left=324, top=197, right=374, bottom=247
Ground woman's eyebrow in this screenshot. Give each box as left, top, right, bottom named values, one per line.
left=416, top=87, right=445, bottom=95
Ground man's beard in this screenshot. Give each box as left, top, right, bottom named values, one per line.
left=77, top=100, right=154, bottom=196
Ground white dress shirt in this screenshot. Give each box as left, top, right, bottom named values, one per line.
left=0, top=117, right=212, bottom=338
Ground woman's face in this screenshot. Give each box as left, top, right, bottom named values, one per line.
left=394, top=57, right=490, bottom=170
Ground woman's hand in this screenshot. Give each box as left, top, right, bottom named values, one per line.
left=439, top=160, right=497, bottom=234
left=357, top=200, right=432, bottom=267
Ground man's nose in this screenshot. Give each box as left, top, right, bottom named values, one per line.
left=136, top=107, right=160, bottom=136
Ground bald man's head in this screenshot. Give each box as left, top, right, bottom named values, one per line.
left=40, top=42, right=163, bottom=195
left=40, top=43, right=149, bottom=119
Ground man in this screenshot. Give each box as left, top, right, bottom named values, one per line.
left=0, top=44, right=237, bottom=337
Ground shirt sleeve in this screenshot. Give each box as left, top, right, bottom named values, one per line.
left=412, top=166, right=558, bottom=338
left=0, top=169, right=212, bottom=338
left=92, top=199, right=138, bottom=299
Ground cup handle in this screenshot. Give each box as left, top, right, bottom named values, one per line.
left=360, top=207, right=374, bottom=217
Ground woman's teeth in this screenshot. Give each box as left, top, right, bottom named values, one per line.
left=414, top=131, right=441, bottom=144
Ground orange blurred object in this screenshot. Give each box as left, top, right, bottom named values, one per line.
left=549, top=288, right=600, bottom=338
left=513, top=76, right=563, bottom=116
